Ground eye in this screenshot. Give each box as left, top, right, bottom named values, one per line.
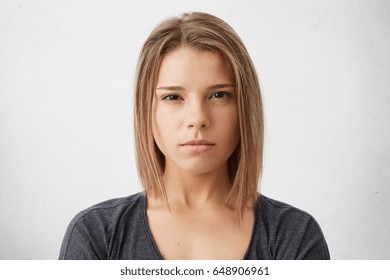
left=161, top=94, right=182, bottom=101
left=210, top=91, right=232, bottom=99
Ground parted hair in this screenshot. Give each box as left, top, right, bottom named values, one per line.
left=134, top=12, right=264, bottom=218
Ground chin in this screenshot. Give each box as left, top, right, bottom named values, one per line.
left=178, top=160, right=227, bottom=175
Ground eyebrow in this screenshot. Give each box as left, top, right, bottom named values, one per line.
left=156, top=84, right=235, bottom=91
left=156, top=86, right=185, bottom=91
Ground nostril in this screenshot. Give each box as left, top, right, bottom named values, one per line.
left=188, top=123, right=207, bottom=129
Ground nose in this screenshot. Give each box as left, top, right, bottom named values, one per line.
left=186, top=98, right=210, bottom=129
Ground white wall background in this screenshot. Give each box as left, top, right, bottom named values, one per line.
left=1, top=0, right=389, bottom=259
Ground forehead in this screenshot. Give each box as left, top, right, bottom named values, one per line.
left=156, top=47, right=233, bottom=87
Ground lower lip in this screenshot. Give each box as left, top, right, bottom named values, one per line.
left=181, top=144, right=214, bottom=153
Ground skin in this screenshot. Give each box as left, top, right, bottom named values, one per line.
left=147, top=47, right=254, bottom=259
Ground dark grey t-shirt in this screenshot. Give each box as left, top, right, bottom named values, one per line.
left=59, top=192, right=330, bottom=259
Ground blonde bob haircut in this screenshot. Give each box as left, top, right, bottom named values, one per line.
left=134, top=12, right=264, bottom=218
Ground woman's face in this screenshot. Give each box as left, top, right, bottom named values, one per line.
left=152, top=47, right=240, bottom=175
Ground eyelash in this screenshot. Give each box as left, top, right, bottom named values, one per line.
left=211, top=91, right=232, bottom=99
left=161, top=91, right=232, bottom=101
left=161, top=94, right=182, bottom=101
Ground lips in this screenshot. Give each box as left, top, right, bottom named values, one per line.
left=182, top=139, right=214, bottom=145
left=180, top=139, right=215, bottom=152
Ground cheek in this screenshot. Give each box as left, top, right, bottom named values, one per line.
left=229, top=119, right=240, bottom=149
left=151, top=101, right=163, bottom=149
left=152, top=103, right=178, bottom=154
left=220, top=107, right=240, bottom=141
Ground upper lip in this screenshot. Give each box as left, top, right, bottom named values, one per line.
left=181, top=139, right=214, bottom=145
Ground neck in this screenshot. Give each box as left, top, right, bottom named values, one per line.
left=162, top=163, right=231, bottom=209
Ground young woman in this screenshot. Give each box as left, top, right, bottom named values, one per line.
left=59, top=12, right=330, bottom=260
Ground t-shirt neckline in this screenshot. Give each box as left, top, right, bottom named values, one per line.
left=140, top=193, right=258, bottom=260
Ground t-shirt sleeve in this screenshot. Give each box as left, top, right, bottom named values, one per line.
left=274, top=212, right=330, bottom=260
left=257, top=196, right=330, bottom=260
left=59, top=210, right=110, bottom=260
left=294, top=216, right=330, bottom=260
left=272, top=211, right=330, bottom=260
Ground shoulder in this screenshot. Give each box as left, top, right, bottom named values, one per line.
left=255, top=195, right=318, bottom=241
left=256, top=195, right=314, bottom=224
left=248, top=194, right=330, bottom=260
left=70, top=192, right=144, bottom=224
left=59, top=192, right=145, bottom=259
